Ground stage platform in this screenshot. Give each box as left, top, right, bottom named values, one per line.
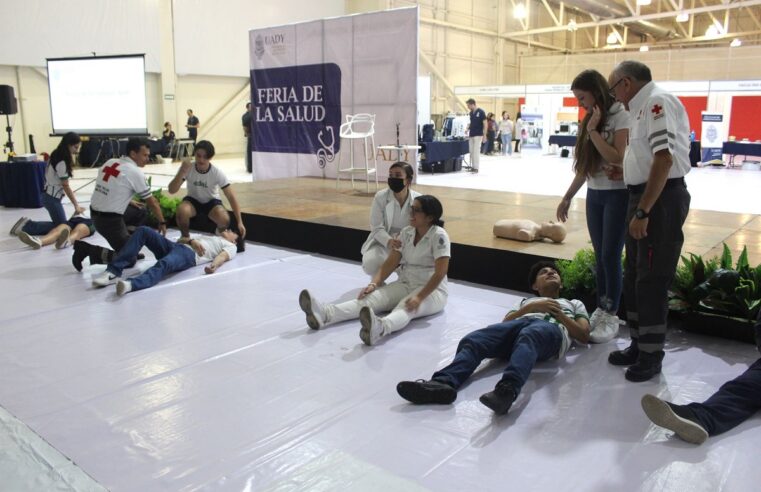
left=229, top=177, right=761, bottom=291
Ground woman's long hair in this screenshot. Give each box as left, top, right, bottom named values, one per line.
left=49, top=132, right=80, bottom=178
left=571, top=70, right=615, bottom=178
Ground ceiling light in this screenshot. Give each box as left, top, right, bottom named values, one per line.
left=730, top=38, right=742, bottom=47
left=705, top=25, right=720, bottom=39
left=636, top=0, right=652, bottom=5
left=606, top=32, right=619, bottom=45
left=640, top=45, right=649, bottom=52
left=676, top=12, right=689, bottom=22
left=514, top=3, right=526, bottom=19
left=567, top=19, right=577, bottom=31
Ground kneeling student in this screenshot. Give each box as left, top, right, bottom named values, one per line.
left=91, top=226, right=243, bottom=295
left=397, top=261, right=590, bottom=415
left=299, top=195, right=449, bottom=346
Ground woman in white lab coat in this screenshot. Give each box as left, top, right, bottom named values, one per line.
left=360, top=161, right=420, bottom=276
left=300, top=195, right=450, bottom=346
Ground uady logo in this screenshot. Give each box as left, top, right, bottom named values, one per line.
left=254, top=35, right=265, bottom=60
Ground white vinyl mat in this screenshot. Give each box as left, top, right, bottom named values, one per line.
left=1, top=206, right=760, bottom=491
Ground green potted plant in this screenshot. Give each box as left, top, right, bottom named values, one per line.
left=556, top=248, right=598, bottom=313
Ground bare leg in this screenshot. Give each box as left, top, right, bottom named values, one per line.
left=38, top=224, right=71, bottom=247
left=69, top=223, right=92, bottom=242
left=208, top=205, right=231, bottom=233
left=175, top=201, right=196, bottom=237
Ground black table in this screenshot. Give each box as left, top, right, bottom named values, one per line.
left=548, top=134, right=576, bottom=147
left=0, top=161, right=46, bottom=208
left=722, top=141, right=761, bottom=166
left=79, top=138, right=167, bottom=167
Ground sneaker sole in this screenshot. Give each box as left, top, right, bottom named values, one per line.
left=396, top=381, right=456, bottom=405
left=641, top=394, right=708, bottom=444
left=116, top=282, right=130, bottom=296
left=55, top=228, right=71, bottom=249
left=18, top=232, right=41, bottom=249
left=298, top=289, right=320, bottom=330
left=358, top=307, right=378, bottom=346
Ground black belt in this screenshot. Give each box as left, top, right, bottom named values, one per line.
left=90, top=209, right=123, bottom=218
left=627, top=177, right=685, bottom=194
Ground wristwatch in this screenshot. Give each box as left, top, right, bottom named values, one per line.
left=634, top=208, right=649, bottom=219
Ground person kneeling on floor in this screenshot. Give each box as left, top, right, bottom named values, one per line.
left=640, top=310, right=761, bottom=445
left=396, top=261, right=591, bottom=415
left=91, top=226, right=244, bottom=295
left=299, top=195, right=450, bottom=346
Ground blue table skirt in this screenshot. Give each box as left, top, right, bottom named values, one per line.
left=548, top=135, right=577, bottom=147
left=0, top=161, right=46, bottom=208
left=420, top=140, right=469, bottom=163
left=722, top=141, right=761, bottom=157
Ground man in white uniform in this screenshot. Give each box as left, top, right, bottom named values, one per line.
left=607, top=60, right=692, bottom=382
left=72, top=138, right=166, bottom=270
left=92, top=226, right=242, bottom=294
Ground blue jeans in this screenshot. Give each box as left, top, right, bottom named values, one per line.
left=106, top=226, right=196, bottom=291
left=585, top=188, right=628, bottom=312
left=687, top=357, right=761, bottom=436
left=432, top=317, right=562, bottom=395
left=500, top=132, right=512, bottom=155
left=22, top=193, right=67, bottom=235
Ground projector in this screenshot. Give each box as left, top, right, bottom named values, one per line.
left=11, top=154, right=38, bottom=162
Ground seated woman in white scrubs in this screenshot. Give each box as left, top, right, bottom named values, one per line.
left=299, top=195, right=450, bottom=346
left=360, top=161, right=420, bottom=276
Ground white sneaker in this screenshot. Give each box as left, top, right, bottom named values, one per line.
left=359, top=306, right=384, bottom=346
left=116, top=280, right=132, bottom=296
left=590, top=311, right=622, bottom=343
left=10, top=217, right=30, bottom=236
left=589, top=308, right=604, bottom=330
left=92, top=271, right=120, bottom=288
left=55, top=228, right=71, bottom=249
left=18, top=231, right=42, bottom=249
left=298, top=289, right=326, bottom=330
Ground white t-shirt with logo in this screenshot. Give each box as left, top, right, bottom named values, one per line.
left=623, top=82, right=692, bottom=186
left=396, top=225, right=450, bottom=293
left=181, top=236, right=238, bottom=265
left=508, top=297, right=590, bottom=357
left=587, top=102, right=630, bottom=191
left=184, top=164, right=230, bottom=203
left=44, top=160, right=70, bottom=199
left=91, top=156, right=151, bottom=214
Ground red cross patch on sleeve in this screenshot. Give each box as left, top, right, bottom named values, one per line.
left=651, top=104, right=665, bottom=120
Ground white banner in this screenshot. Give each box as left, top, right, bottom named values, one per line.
left=248, top=7, right=419, bottom=181
left=701, top=112, right=725, bottom=164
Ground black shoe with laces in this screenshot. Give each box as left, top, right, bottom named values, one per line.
left=479, top=381, right=517, bottom=415
left=625, top=350, right=664, bottom=382
left=396, top=379, right=456, bottom=405
left=608, top=341, right=639, bottom=366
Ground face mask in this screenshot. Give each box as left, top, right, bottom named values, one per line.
left=388, top=177, right=406, bottom=193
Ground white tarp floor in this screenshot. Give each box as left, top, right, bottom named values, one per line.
left=1, top=206, right=760, bottom=491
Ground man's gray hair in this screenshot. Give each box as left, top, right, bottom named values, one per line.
left=614, top=60, right=652, bottom=82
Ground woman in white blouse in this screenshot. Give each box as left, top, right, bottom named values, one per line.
left=300, top=195, right=450, bottom=346
left=360, top=161, right=420, bottom=276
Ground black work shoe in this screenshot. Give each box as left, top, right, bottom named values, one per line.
left=608, top=341, right=639, bottom=366
left=72, top=241, right=88, bottom=272
left=479, top=381, right=517, bottom=415
left=397, top=379, right=456, bottom=405
left=625, top=351, right=664, bottom=382
left=641, top=394, right=708, bottom=444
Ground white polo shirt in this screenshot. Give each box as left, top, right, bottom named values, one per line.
left=587, top=102, right=629, bottom=191
left=623, top=82, right=692, bottom=186
left=184, top=164, right=230, bottom=203
left=91, top=156, right=152, bottom=214
left=44, top=160, right=70, bottom=199
left=509, top=297, right=589, bottom=358
left=396, top=225, right=450, bottom=293
left=182, top=236, right=238, bottom=265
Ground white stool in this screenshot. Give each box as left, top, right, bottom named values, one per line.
left=336, top=113, right=378, bottom=192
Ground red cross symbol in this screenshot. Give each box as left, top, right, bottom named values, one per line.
left=651, top=104, right=663, bottom=115
left=102, top=162, right=121, bottom=182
